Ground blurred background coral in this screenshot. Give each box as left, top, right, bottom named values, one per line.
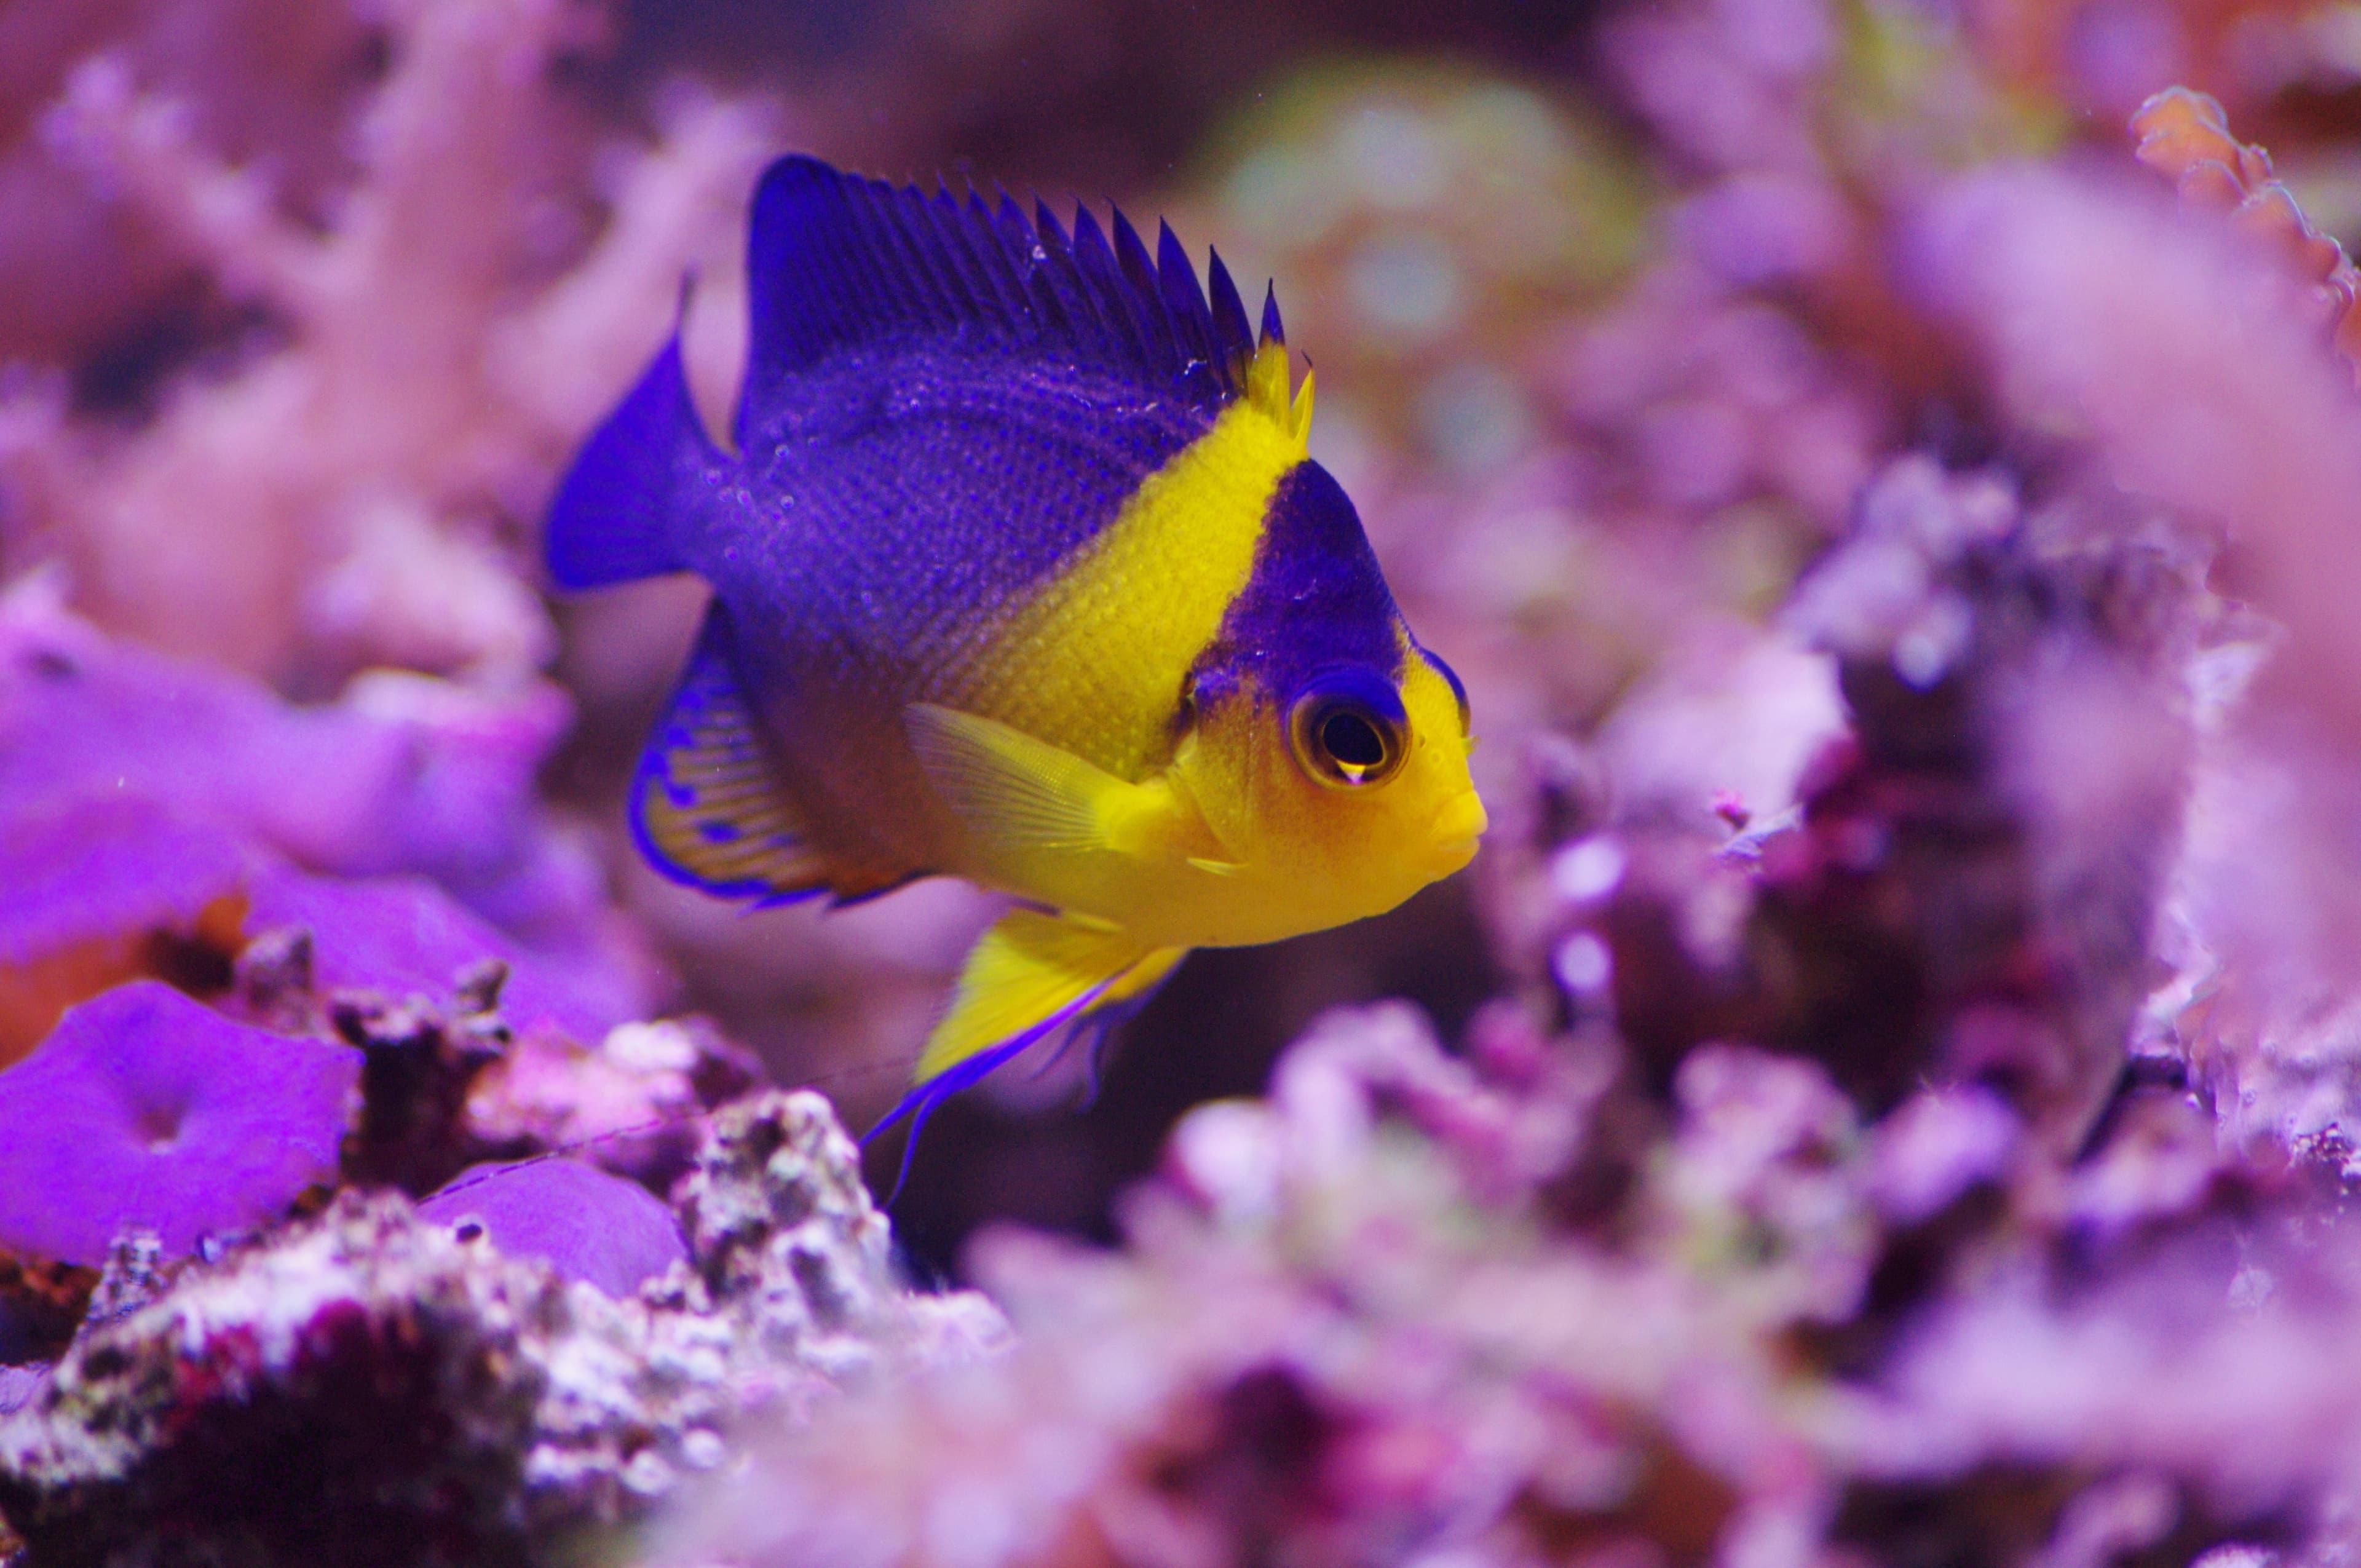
left=20, top=0, right=2361, bottom=1556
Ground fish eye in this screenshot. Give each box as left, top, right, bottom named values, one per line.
left=1287, top=672, right=1407, bottom=789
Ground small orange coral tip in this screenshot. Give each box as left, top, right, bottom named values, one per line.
left=2175, top=160, right=2244, bottom=211
left=2309, top=280, right=2352, bottom=335
left=2130, top=85, right=2228, bottom=138
left=2123, top=87, right=2361, bottom=376
left=2132, top=87, right=2242, bottom=186
left=2295, top=230, right=2348, bottom=289
left=2226, top=183, right=2347, bottom=287
left=2231, top=182, right=2306, bottom=247
left=2139, top=124, right=2241, bottom=186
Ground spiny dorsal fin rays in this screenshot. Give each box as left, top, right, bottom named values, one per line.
left=941, top=180, right=1027, bottom=328
left=1244, top=277, right=1309, bottom=438
left=992, top=191, right=1036, bottom=289
left=1070, top=206, right=1152, bottom=369
left=1045, top=178, right=1174, bottom=366
left=1109, top=207, right=1176, bottom=380
left=1206, top=251, right=1254, bottom=386
left=740, top=152, right=1298, bottom=428
left=1014, top=202, right=1080, bottom=344
left=1156, top=220, right=1220, bottom=402
left=846, top=179, right=937, bottom=332
left=918, top=178, right=1005, bottom=328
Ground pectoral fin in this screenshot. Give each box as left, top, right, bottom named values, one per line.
left=865, top=908, right=1187, bottom=1197
left=905, top=703, right=1145, bottom=858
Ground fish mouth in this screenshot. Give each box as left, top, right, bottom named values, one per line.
left=1428, top=789, right=1489, bottom=863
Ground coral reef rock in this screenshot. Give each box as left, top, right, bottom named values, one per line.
left=0, top=1090, right=1005, bottom=1567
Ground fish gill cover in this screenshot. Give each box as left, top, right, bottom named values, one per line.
left=4, top=0, right=2361, bottom=1565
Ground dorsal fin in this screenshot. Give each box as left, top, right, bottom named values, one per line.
left=1069, top=207, right=1145, bottom=366
left=739, top=154, right=1271, bottom=436
left=1206, top=250, right=1254, bottom=387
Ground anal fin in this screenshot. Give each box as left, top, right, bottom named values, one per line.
left=632, top=606, right=831, bottom=904
left=916, top=908, right=1179, bottom=1083
left=864, top=908, right=1187, bottom=1197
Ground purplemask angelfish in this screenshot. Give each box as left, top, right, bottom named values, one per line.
left=545, top=154, right=1485, bottom=1167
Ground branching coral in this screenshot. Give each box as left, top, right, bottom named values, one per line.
left=0, top=0, right=773, bottom=689
left=665, top=1007, right=2357, bottom=1567
left=2129, top=85, right=2361, bottom=373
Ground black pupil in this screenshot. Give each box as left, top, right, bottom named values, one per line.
left=1321, top=710, right=1386, bottom=770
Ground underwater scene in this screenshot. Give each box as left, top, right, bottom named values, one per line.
left=6, top=0, right=2361, bottom=1561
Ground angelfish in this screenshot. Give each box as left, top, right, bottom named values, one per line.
left=545, top=154, right=1486, bottom=1157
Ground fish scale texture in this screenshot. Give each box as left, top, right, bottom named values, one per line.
left=722, top=358, right=1201, bottom=678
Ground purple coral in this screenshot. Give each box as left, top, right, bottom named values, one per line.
left=420, top=1158, right=687, bottom=1299
left=0, top=579, right=661, bottom=1034
left=0, top=798, right=248, bottom=972
left=245, top=863, right=619, bottom=1047
left=0, top=796, right=251, bottom=1063
left=0, top=980, right=357, bottom=1264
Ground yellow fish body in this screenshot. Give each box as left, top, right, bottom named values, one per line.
left=546, top=154, right=1484, bottom=1152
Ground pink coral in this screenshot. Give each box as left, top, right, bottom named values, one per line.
left=0, top=0, right=773, bottom=687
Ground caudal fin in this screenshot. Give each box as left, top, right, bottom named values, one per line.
left=545, top=328, right=721, bottom=589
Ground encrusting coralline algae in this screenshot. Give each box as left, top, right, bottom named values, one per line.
left=18, top=0, right=2361, bottom=1562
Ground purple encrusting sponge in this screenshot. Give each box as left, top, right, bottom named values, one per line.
left=419, top=1157, right=687, bottom=1297
left=0, top=981, right=358, bottom=1264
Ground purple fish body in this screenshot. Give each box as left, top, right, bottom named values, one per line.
left=547, top=154, right=1407, bottom=898
left=546, top=154, right=1483, bottom=1171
